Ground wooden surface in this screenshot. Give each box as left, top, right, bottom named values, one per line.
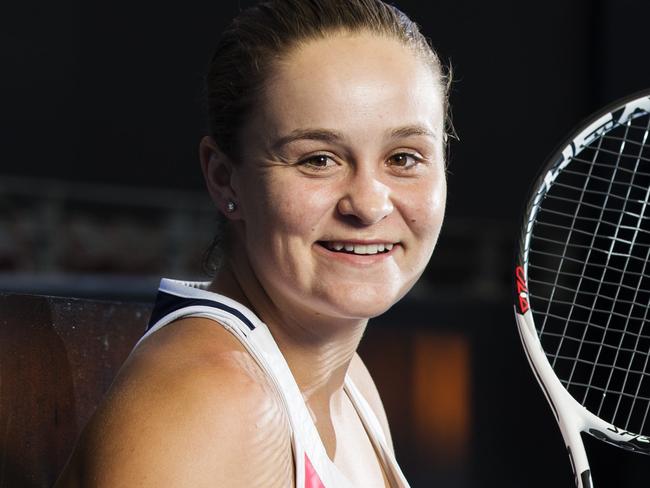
left=0, top=293, right=150, bottom=488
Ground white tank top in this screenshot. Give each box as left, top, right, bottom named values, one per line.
left=131, top=278, right=411, bottom=488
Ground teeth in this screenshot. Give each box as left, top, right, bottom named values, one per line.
left=324, top=241, right=395, bottom=255
left=355, top=244, right=367, bottom=254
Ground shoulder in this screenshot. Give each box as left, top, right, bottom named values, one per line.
left=348, top=352, right=395, bottom=455
left=60, top=318, right=293, bottom=488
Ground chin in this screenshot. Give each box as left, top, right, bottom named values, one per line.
left=315, top=283, right=404, bottom=320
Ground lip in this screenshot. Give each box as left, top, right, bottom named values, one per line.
left=313, top=240, right=399, bottom=265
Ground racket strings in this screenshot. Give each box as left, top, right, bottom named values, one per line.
left=532, top=235, right=650, bottom=258
left=536, top=215, right=650, bottom=240
left=539, top=123, right=622, bottom=367
left=598, top=150, right=650, bottom=425
left=535, top=126, right=606, bottom=355
left=561, top=166, right=650, bottom=190
left=570, top=116, right=649, bottom=426
left=582, top=119, right=648, bottom=428
left=562, top=119, right=638, bottom=402
left=538, top=206, right=650, bottom=230
left=571, top=156, right=650, bottom=177
left=547, top=337, right=650, bottom=361
left=531, top=268, right=650, bottom=293
left=543, top=188, right=650, bottom=215
left=616, top=125, right=650, bottom=432
left=526, top=111, right=650, bottom=434
left=549, top=180, right=650, bottom=205
left=584, top=120, right=650, bottom=429
left=528, top=296, right=650, bottom=330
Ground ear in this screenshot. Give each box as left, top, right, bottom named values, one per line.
left=199, top=136, right=241, bottom=219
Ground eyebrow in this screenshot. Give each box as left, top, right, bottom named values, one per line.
left=389, top=124, right=437, bottom=140
left=271, top=124, right=436, bottom=151
left=271, top=129, right=344, bottom=151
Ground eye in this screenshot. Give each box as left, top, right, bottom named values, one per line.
left=387, top=152, right=422, bottom=170
left=297, top=154, right=337, bottom=171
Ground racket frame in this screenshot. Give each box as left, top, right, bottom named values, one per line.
left=514, top=89, right=650, bottom=488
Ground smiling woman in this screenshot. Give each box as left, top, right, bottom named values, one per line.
left=54, top=1, right=451, bottom=487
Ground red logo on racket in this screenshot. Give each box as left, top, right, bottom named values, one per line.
left=515, top=265, right=530, bottom=314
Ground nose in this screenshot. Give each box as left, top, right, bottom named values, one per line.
left=337, top=169, right=394, bottom=225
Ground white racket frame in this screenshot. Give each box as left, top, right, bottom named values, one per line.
left=515, top=90, right=650, bottom=488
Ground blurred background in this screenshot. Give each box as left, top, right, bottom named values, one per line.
left=2, top=0, right=650, bottom=486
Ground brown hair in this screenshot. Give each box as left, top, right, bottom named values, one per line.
left=203, top=0, right=452, bottom=274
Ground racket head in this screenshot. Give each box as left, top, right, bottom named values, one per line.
left=514, top=88, right=650, bottom=454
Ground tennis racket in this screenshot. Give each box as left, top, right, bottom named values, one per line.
left=514, top=89, right=650, bottom=488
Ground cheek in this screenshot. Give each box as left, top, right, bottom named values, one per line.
left=404, top=176, right=447, bottom=237
left=247, top=173, right=336, bottom=240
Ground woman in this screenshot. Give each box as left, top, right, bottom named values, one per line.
left=55, top=0, right=450, bottom=486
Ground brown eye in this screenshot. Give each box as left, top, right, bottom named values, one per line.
left=388, top=153, right=420, bottom=169
left=298, top=154, right=336, bottom=171
left=308, top=155, right=329, bottom=167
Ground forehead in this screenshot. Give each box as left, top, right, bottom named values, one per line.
left=252, top=32, right=443, bottom=142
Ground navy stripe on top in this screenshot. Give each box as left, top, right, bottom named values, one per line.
left=147, top=290, right=256, bottom=331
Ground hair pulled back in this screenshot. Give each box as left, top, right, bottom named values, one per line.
left=203, top=0, right=452, bottom=274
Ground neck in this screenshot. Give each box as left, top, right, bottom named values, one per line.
left=209, top=261, right=368, bottom=412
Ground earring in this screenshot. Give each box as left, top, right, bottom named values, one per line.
left=225, top=200, right=237, bottom=213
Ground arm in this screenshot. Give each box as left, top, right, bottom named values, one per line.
left=55, top=319, right=293, bottom=488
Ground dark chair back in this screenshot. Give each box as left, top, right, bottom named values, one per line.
left=0, top=293, right=150, bottom=488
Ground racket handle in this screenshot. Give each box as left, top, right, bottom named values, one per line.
left=564, top=428, right=592, bottom=488
left=567, top=441, right=593, bottom=488
left=578, top=469, right=593, bottom=488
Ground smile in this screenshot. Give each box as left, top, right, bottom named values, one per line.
left=317, top=241, right=396, bottom=255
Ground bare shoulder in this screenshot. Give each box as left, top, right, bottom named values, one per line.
left=348, top=352, right=395, bottom=455
left=55, top=318, right=294, bottom=488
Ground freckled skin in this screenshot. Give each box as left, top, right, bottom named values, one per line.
left=55, top=32, right=446, bottom=488
left=230, top=32, right=446, bottom=325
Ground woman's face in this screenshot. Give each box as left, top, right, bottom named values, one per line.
left=230, top=32, right=446, bottom=321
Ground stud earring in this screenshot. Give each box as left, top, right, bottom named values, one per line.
left=225, top=200, right=237, bottom=213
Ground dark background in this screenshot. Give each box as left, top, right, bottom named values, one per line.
left=2, top=0, right=650, bottom=486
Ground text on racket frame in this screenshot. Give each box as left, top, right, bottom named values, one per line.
left=515, top=265, right=530, bottom=314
